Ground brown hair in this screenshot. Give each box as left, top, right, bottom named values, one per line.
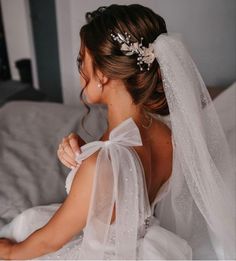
left=77, top=4, right=169, bottom=136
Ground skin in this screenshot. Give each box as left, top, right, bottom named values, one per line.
left=0, top=47, right=173, bottom=260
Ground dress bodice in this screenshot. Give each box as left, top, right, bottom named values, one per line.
left=65, top=117, right=171, bottom=234
left=0, top=116, right=192, bottom=261
left=65, top=148, right=170, bottom=216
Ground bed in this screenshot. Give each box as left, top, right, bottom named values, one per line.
left=0, top=82, right=235, bottom=230
left=0, top=101, right=107, bottom=229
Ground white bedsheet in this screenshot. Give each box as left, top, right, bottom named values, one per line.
left=0, top=101, right=106, bottom=229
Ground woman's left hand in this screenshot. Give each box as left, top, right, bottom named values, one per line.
left=0, top=238, right=16, bottom=260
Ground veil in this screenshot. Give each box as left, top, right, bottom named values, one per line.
left=153, top=33, right=236, bottom=259
left=67, top=33, right=235, bottom=259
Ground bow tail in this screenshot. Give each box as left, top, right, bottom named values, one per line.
left=78, top=146, right=140, bottom=260
left=111, top=146, right=139, bottom=259
left=78, top=148, right=115, bottom=259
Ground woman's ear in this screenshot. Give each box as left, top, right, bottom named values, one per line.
left=96, top=69, right=109, bottom=85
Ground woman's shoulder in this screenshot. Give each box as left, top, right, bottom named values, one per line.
left=147, top=116, right=172, bottom=152
left=148, top=117, right=173, bottom=186
left=150, top=118, right=173, bottom=175
left=153, top=116, right=172, bottom=138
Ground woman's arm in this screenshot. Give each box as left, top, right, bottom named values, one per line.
left=8, top=151, right=99, bottom=260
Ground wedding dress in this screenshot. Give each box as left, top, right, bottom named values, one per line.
left=0, top=33, right=235, bottom=260
left=0, top=117, right=192, bottom=260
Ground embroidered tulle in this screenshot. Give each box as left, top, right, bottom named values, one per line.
left=152, top=33, right=236, bottom=259
left=65, top=124, right=168, bottom=231
left=63, top=116, right=191, bottom=260
left=65, top=117, right=153, bottom=259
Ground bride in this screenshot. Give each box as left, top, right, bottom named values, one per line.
left=0, top=4, right=235, bottom=260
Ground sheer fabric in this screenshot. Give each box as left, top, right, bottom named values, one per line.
left=152, top=33, right=236, bottom=259
left=67, top=118, right=146, bottom=259
left=64, top=117, right=192, bottom=260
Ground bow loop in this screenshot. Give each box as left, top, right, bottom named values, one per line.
left=75, top=117, right=143, bottom=164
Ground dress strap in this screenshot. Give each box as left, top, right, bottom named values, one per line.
left=65, top=117, right=149, bottom=260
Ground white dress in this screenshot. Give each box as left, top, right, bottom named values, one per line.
left=0, top=117, right=192, bottom=260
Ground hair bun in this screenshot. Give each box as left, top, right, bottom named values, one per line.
left=86, top=6, right=107, bottom=23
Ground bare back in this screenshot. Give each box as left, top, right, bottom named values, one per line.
left=100, top=117, right=173, bottom=206
left=133, top=117, right=173, bottom=205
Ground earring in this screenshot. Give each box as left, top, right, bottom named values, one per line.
left=97, top=83, right=103, bottom=88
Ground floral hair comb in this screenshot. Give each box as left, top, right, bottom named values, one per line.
left=110, top=32, right=156, bottom=71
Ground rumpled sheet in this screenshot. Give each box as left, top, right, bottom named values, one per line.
left=0, top=101, right=106, bottom=229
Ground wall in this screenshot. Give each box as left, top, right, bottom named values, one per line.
left=56, top=0, right=236, bottom=105
left=29, top=0, right=62, bottom=102
left=1, top=0, right=38, bottom=88
left=2, top=1, right=235, bottom=103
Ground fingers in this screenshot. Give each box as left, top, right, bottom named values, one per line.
left=68, top=133, right=81, bottom=155
left=57, top=147, right=75, bottom=168
left=60, top=145, right=77, bottom=166
left=57, top=133, right=82, bottom=169
left=62, top=138, right=75, bottom=159
left=57, top=146, right=81, bottom=169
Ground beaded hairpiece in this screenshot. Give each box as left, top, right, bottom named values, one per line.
left=110, top=32, right=156, bottom=71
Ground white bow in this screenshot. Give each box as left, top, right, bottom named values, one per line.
left=65, top=117, right=149, bottom=259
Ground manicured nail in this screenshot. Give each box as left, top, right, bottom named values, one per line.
left=75, top=152, right=80, bottom=158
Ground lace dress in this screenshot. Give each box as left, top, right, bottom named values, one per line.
left=0, top=117, right=192, bottom=260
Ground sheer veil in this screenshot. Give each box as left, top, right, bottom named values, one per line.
left=69, top=33, right=235, bottom=260
left=153, top=33, right=236, bottom=259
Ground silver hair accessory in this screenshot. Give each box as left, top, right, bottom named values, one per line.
left=110, top=32, right=156, bottom=71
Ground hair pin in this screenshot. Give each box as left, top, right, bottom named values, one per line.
left=110, top=32, right=155, bottom=71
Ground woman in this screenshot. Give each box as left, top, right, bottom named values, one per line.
left=0, top=4, right=235, bottom=260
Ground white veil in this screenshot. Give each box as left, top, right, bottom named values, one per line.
left=153, top=33, right=236, bottom=259
left=66, top=33, right=235, bottom=260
